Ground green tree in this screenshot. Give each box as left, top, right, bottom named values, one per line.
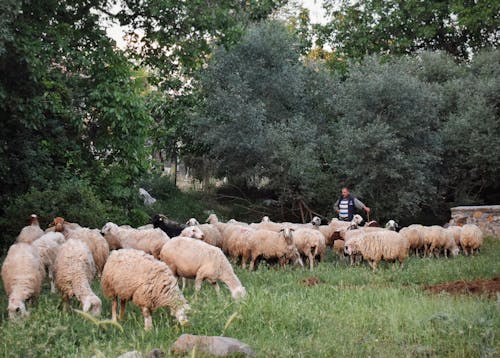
left=316, top=0, right=500, bottom=61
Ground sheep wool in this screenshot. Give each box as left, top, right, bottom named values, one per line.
left=293, top=228, right=326, bottom=271
left=459, top=224, right=483, bottom=255
left=101, top=249, right=189, bottom=331
left=399, top=227, right=424, bottom=256
left=32, top=232, right=65, bottom=292
left=66, top=227, right=110, bottom=274
left=16, top=214, right=44, bottom=244
left=54, top=239, right=101, bottom=316
left=160, top=237, right=246, bottom=299
left=1, top=243, right=44, bottom=319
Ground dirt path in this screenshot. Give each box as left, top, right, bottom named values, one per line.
left=424, top=277, right=500, bottom=298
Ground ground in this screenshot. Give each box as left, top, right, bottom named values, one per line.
left=0, top=238, right=499, bottom=357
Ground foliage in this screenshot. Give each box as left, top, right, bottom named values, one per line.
left=316, top=0, right=500, bottom=62
left=1, top=238, right=499, bottom=356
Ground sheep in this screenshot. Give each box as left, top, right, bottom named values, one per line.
left=179, top=226, right=205, bottom=240
left=101, top=222, right=167, bottom=260
left=32, top=232, right=65, bottom=292
left=65, top=227, right=110, bottom=274
left=423, top=226, right=459, bottom=258
left=399, top=227, right=424, bottom=256
left=16, top=214, right=44, bottom=244
left=293, top=228, right=326, bottom=270
left=344, top=231, right=409, bottom=270
left=159, top=237, right=246, bottom=299
left=48, top=216, right=81, bottom=235
left=101, top=249, right=190, bottom=331
left=460, top=224, right=483, bottom=255
left=447, top=226, right=462, bottom=246
left=152, top=214, right=186, bottom=237
left=384, top=220, right=399, bottom=231
left=185, top=219, right=224, bottom=247
left=222, top=225, right=256, bottom=267
left=318, top=215, right=364, bottom=247
left=246, top=228, right=303, bottom=270
left=333, top=240, right=345, bottom=258
left=53, top=239, right=101, bottom=316
left=137, top=224, right=154, bottom=230
left=1, top=243, right=44, bottom=319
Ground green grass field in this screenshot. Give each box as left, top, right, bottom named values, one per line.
left=1, top=238, right=499, bottom=357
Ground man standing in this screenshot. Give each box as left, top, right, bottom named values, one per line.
left=334, top=187, right=370, bottom=221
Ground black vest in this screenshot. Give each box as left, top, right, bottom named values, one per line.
left=338, top=195, right=356, bottom=221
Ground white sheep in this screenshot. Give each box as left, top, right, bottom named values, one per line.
left=159, top=237, right=246, bottom=299
left=384, top=220, right=399, bottom=231
left=65, top=227, right=110, bottom=274
left=184, top=221, right=223, bottom=248
left=222, top=225, right=255, bottom=267
left=293, top=228, right=326, bottom=270
left=318, top=215, right=364, bottom=247
left=1, top=243, right=44, bottom=319
left=247, top=228, right=303, bottom=270
left=16, top=214, right=44, bottom=244
left=101, top=222, right=167, bottom=259
left=344, top=231, right=409, bottom=270
left=399, top=227, right=424, bottom=256
left=424, top=226, right=459, bottom=258
left=32, top=232, right=65, bottom=292
left=459, top=224, right=483, bottom=255
left=53, top=239, right=102, bottom=316
left=447, top=226, right=462, bottom=246
left=101, top=249, right=190, bottom=330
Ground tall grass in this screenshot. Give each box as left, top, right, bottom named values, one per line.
left=1, top=238, right=498, bottom=357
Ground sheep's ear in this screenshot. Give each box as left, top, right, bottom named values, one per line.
left=289, top=228, right=295, bottom=232
left=279, top=228, right=284, bottom=232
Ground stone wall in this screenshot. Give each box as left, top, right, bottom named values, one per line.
left=449, top=205, right=500, bottom=237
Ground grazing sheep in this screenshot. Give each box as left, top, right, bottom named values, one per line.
left=32, top=232, right=65, bottom=292
left=159, top=237, right=246, bottom=299
left=344, top=231, right=409, bottom=270
left=443, top=231, right=460, bottom=258
left=153, top=214, right=186, bottom=237
left=101, top=222, right=167, bottom=260
left=16, top=214, right=44, bottom=244
left=65, top=227, right=110, bottom=274
left=447, top=226, right=462, bottom=246
left=247, top=228, right=303, bottom=270
left=424, top=226, right=458, bottom=258
left=101, top=249, right=190, bottom=330
left=399, top=227, right=424, bottom=256
left=53, top=239, right=101, bottom=316
left=385, top=220, right=399, bottom=231
left=222, top=225, right=255, bottom=267
left=1, top=243, right=44, bottom=319
left=460, top=224, right=483, bottom=255
left=293, top=228, right=326, bottom=270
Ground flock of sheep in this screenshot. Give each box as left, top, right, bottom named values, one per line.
left=1, top=212, right=484, bottom=330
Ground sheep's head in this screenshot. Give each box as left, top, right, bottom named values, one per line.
left=385, top=220, right=399, bottom=231
left=227, top=219, right=238, bottom=224
left=180, top=226, right=204, bottom=240
left=352, top=214, right=364, bottom=226
left=185, top=218, right=200, bottom=226
left=101, top=222, right=118, bottom=236
left=29, top=214, right=39, bottom=226
left=172, top=303, right=190, bottom=326
left=232, top=286, right=247, bottom=300
left=280, top=227, right=294, bottom=245
left=262, top=216, right=270, bottom=223
left=82, top=295, right=102, bottom=317
left=51, top=217, right=65, bottom=232
left=206, top=213, right=218, bottom=224
left=7, top=297, right=28, bottom=320
left=311, top=216, right=321, bottom=227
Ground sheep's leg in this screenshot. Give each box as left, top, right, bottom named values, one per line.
left=111, top=298, right=118, bottom=322
left=194, top=274, right=205, bottom=291
left=211, top=282, right=220, bottom=295
left=249, top=257, right=256, bottom=271
left=119, top=299, right=126, bottom=321
left=181, top=277, right=186, bottom=291
left=307, top=252, right=314, bottom=271
left=142, top=307, right=153, bottom=331
left=62, top=296, right=71, bottom=312
left=49, top=270, right=56, bottom=293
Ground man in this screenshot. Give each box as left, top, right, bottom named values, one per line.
left=334, top=187, right=370, bottom=221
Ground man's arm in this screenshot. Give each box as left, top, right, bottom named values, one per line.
left=333, top=199, right=340, bottom=212
left=354, top=198, right=370, bottom=213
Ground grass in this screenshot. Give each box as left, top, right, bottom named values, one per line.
left=1, top=238, right=499, bottom=357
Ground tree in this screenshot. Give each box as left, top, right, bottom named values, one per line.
left=316, top=0, right=500, bottom=61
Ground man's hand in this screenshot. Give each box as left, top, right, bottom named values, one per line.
left=364, top=207, right=371, bottom=213
left=336, top=209, right=340, bottom=213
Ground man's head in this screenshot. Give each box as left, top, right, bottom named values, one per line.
left=341, top=187, right=350, bottom=198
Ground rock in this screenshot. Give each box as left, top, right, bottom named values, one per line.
left=170, top=334, right=255, bottom=357
left=139, top=188, right=157, bottom=206
left=117, top=351, right=142, bottom=358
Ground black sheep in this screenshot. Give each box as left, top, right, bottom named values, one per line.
left=152, top=214, right=186, bottom=237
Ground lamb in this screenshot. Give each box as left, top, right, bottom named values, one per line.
left=65, top=227, right=110, bottom=274
left=293, top=228, right=326, bottom=270
left=53, top=239, right=101, bottom=316
left=399, top=227, right=424, bottom=256
left=159, top=237, right=246, bottom=299
left=152, top=214, right=186, bottom=237
left=185, top=218, right=224, bottom=247
left=32, top=232, right=65, bottom=292
left=1, top=243, right=44, bottom=319
left=16, top=214, right=44, bottom=243
left=384, top=220, right=399, bottom=231
left=459, top=224, right=483, bottom=255
left=344, top=231, right=409, bottom=270
left=101, top=249, right=190, bottom=330
left=101, top=222, right=167, bottom=260
left=246, top=228, right=303, bottom=270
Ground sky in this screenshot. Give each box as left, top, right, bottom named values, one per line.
left=105, top=0, right=327, bottom=49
